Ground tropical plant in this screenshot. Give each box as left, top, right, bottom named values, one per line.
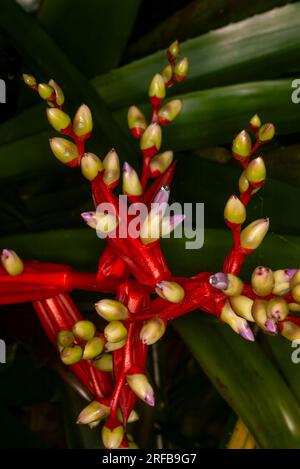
left=1, top=0, right=300, bottom=450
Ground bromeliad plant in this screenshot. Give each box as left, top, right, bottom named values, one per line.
left=1, top=41, right=300, bottom=449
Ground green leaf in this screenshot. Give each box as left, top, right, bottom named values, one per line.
left=171, top=157, right=300, bottom=235
left=0, top=104, right=46, bottom=147
left=186, top=143, right=300, bottom=189
left=38, top=0, right=141, bottom=78
left=2, top=79, right=300, bottom=180
left=162, top=229, right=300, bottom=277
left=263, top=143, right=300, bottom=188
left=174, top=314, right=300, bottom=448
left=114, top=80, right=300, bottom=150
left=0, top=228, right=298, bottom=276
left=1, top=3, right=300, bottom=155
left=0, top=228, right=103, bottom=270
left=0, top=130, right=60, bottom=180
left=93, top=3, right=300, bottom=109
left=61, top=384, right=102, bottom=449
left=126, top=0, right=291, bottom=61
left=265, top=335, right=300, bottom=407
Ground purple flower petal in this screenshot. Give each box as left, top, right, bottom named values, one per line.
left=209, top=272, right=229, bottom=290
left=239, top=325, right=255, bottom=342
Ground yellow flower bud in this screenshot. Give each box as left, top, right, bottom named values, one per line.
left=140, top=123, right=162, bottom=156
left=118, top=408, right=139, bottom=424
left=102, top=425, right=124, bottom=449
left=83, top=336, right=105, bottom=360
left=232, top=130, right=251, bottom=159
left=80, top=211, right=98, bottom=229
left=249, top=114, right=261, bottom=132
left=77, top=401, right=110, bottom=425
left=272, top=269, right=293, bottom=295
left=258, top=123, right=275, bottom=142
left=224, top=195, right=246, bottom=224
left=96, top=212, right=119, bottom=235
left=167, top=40, right=180, bottom=60
left=128, top=409, right=140, bottom=423
left=245, top=157, right=266, bottom=184
left=140, top=318, right=166, bottom=345
left=48, top=79, right=65, bottom=106
left=222, top=274, right=244, bottom=297
left=49, top=137, right=78, bottom=164
left=81, top=211, right=118, bottom=234
left=220, top=301, right=254, bottom=341
left=291, top=270, right=300, bottom=288
left=73, top=104, right=93, bottom=138
left=267, top=297, right=289, bottom=321
left=57, top=330, right=74, bottom=348
left=289, top=302, right=300, bottom=312
left=149, top=151, right=173, bottom=177
left=158, top=99, right=182, bottom=125
left=126, top=373, right=155, bottom=406
left=251, top=266, right=274, bottom=296
left=240, top=218, right=269, bottom=250
left=93, top=354, right=113, bottom=372
left=23, top=73, right=36, bottom=87
left=127, top=106, right=147, bottom=137
left=230, top=295, right=254, bottom=321
left=60, top=345, right=83, bottom=365
left=105, top=339, right=127, bottom=352
left=104, top=321, right=128, bottom=343
left=72, top=320, right=95, bottom=341
left=174, top=57, right=189, bottom=82
left=95, top=299, right=129, bottom=321
left=81, top=152, right=103, bottom=181
left=140, top=208, right=162, bottom=245
left=155, top=281, right=185, bottom=303
left=148, top=73, right=166, bottom=103
left=46, top=108, right=71, bottom=132
left=103, top=149, right=120, bottom=186
left=252, top=299, right=277, bottom=334
left=38, top=83, right=54, bottom=100
left=161, top=64, right=173, bottom=84
left=239, top=170, right=250, bottom=194
left=291, top=284, right=300, bottom=303
left=122, top=162, right=143, bottom=196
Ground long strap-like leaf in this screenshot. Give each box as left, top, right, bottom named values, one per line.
left=0, top=0, right=131, bottom=158
left=93, top=3, right=300, bottom=109
left=174, top=315, right=300, bottom=448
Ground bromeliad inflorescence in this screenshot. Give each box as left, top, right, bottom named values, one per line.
left=1, top=40, right=300, bottom=449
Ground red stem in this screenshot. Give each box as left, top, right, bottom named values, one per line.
left=109, top=323, right=135, bottom=422
left=249, top=140, right=262, bottom=157
left=87, top=361, right=104, bottom=400
left=141, top=156, right=151, bottom=189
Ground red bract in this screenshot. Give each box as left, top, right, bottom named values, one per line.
left=1, top=42, right=299, bottom=449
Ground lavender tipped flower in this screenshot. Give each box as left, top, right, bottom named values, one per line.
left=209, top=272, right=229, bottom=291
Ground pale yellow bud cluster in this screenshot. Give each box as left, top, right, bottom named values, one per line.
left=57, top=320, right=105, bottom=365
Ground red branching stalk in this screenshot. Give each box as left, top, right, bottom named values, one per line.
left=1, top=46, right=297, bottom=449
